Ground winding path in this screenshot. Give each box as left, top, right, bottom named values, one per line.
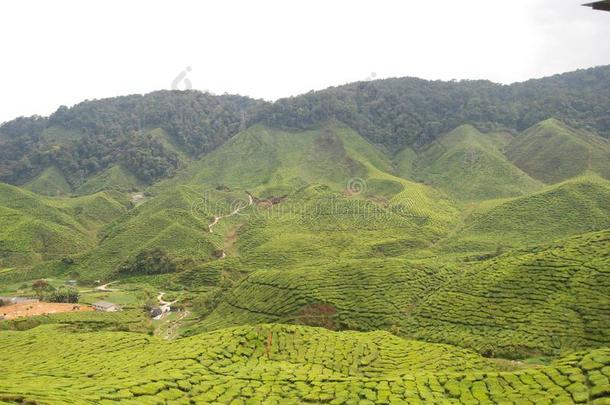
left=208, top=195, right=253, bottom=233
left=154, top=292, right=177, bottom=320
left=95, top=282, right=118, bottom=292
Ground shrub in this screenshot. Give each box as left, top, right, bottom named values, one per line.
left=117, top=248, right=178, bottom=275
left=47, top=287, right=79, bottom=303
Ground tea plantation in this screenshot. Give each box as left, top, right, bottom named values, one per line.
left=1, top=116, right=609, bottom=403
left=1, top=324, right=609, bottom=404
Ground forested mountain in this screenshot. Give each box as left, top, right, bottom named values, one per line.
left=1, top=65, right=609, bottom=192
left=260, top=65, right=610, bottom=149
left=0, top=91, right=263, bottom=187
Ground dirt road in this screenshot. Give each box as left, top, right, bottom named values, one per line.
left=208, top=194, right=253, bottom=233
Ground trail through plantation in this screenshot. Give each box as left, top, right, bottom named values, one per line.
left=95, top=282, right=118, bottom=292
left=208, top=194, right=253, bottom=233
left=154, top=292, right=177, bottom=320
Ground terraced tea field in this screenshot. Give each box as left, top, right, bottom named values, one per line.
left=1, top=323, right=609, bottom=404
left=1, top=110, right=609, bottom=404
left=193, top=258, right=450, bottom=333
left=406, top=230, right=610, bottom=358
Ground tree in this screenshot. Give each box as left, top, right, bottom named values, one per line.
left=32, top=279, right=49, bottom=299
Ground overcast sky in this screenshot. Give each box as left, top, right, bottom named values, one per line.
left=1, top=0, right=609, bottom=124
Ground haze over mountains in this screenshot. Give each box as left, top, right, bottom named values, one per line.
left=1, top=66, right=609, bottom=404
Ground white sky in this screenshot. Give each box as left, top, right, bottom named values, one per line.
left=1, top=0, right=609, bottom=124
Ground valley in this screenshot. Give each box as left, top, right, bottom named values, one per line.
left=0, top=67, right=609, bottom=404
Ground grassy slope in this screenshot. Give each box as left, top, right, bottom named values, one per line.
left=23, top=166, right=71, bottom=196
left=192, top=258, right=452, bottom=334
left=1, top=119, right=609, bottom=404
left=1, top=323, right=608, bottom=404
left=191, top=229, right=610, bottom=358
left=0, top=183, right=129, bottom=268
left=394, top=146, right=417, bottom=179
left=152, top=123, right=377, bottom=194
left=75, top=164, right=144, bottom=195
left=71, top=186, right=246, bottom=280
left=507, top=118, right=610, bottom=184
left=153, top=122, right=459, bottom=238
left=153, top=122, right=451, bottom=205
left=411, top=125, right=542, bottom=201
left=440, top=175, right=610, bottom=252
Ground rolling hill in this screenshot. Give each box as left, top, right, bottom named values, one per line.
left=75, top=165, right=144, bottom=195
left=23, top=166, right=71, bottom=196
left=71, top=186, right=230, bottom=280
left=407, top=230, right=610, bottom=358
left=408, top=124, right=542, bottom=201
left=2, top=65, right=610, bottom=192
left=0, top=183, right=129, bottom=269
left=440, top=175, right=610, bottom=252
left=153, top=123, right=395, bottom=195
left=507, top=118, right=610, bottom=184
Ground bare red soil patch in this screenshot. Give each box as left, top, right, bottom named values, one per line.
left=0, top=302, right=93, bottom=320
left=296, top=303, right=337, bottom=330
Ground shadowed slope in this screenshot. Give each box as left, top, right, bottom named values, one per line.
left=507, top=118, right=610, bottom=184
left=440, top=175, right=610, bottom=252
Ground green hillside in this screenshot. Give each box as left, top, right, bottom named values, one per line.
left=507, top=118, right=610, bottom=184
left=75, top=164, right=144, bottom=195
left=1, top=323, right=609, bottom=404
left=71, top=186, right=242, bottom=280
left=0, top=183, right=129, bottom=268
left=441, top=175, right=610, bottom=252
left=23, top=166, right=71, bottom=196
left=412, top=125, right=542, bottom=201
left=156, top=122, right=458, bottom=230
left=191, top=258, right=451, bottom=334
left=190, top=229, right=610, bottom=358
left=394, top=146, right=417, bottom=179
left=155, top=123, right=397, bottom=196
left=407, top=230, right=610, bottom=358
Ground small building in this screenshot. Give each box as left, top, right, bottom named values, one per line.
left=92, top=301, right=121, bottom=312
left=149, top=307, right=163, bottom=318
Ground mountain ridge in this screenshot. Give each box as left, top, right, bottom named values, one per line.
left=1, top=65, right=609, bottom=191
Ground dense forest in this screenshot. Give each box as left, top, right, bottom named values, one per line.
left=260, top=65, right=610, bottom=149
left=0, top=91, right=263, bottom=185
left=1, top=65, right=608, bottom=187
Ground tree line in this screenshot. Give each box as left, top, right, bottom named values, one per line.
left=1, top=65, right=608, bottom=188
